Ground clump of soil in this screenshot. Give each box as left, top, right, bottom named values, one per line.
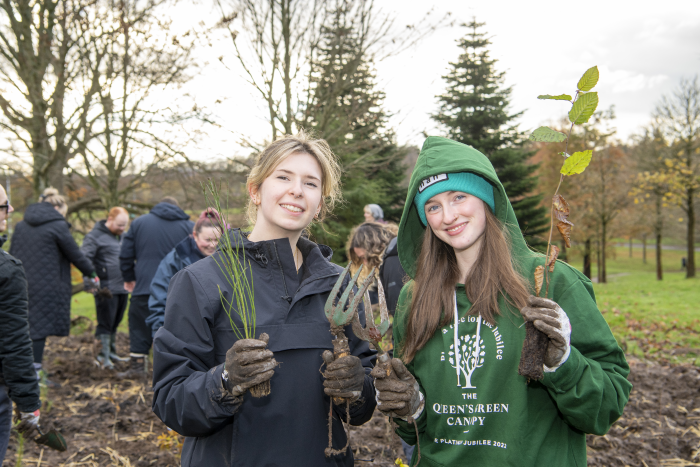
left=586, top=357, right=700, bottom=466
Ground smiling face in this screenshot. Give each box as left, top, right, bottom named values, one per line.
left=424, top=191, right=487, bottom=257
left=0, top=185, right=13, bottom=233
left=194, top=225, right=221, bottom=256
left=250, top=152, right=323, bottom=240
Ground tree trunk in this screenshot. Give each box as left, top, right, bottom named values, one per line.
left=642, top=233, right=647, bottom=264
left=629, top=236, right=632, bottom=258
left=583, top=238, right=592, bottom=279
left=656, top=233, right=663, bottom=281
left=600, top=223, right=607, bottom=284
left=596, top=240, right=601, bottom=282
left=686, top=187, right=696, bottom=278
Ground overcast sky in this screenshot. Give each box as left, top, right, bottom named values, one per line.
left=177, top=0, right=700, bottom=158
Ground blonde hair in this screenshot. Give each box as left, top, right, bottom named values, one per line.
left=41, top=187, right=67, bottom=216
left=246, top=130, right=342, bottom=227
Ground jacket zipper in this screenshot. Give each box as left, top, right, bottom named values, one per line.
left=270, top=241, right=292, bottom=303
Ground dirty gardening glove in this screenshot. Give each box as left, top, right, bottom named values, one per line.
left=322, top=351, right=365, bottom=402
left=222, top=334, right=276, bottom=397
left=520, top=296, right=571, bottom=371
left=14, top=408, right=40, bottom=439
left=83, top=274, right=100, bottom=294
left=371, top=358, right=424, bottom=420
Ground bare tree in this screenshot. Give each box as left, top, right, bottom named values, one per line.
left=215, top=0, right=451, bottom=144
left=0, top=0, right=113, bottom=198
left=654, top=76, right=700, bottom=278
left=66, top=0, right=199, bottom=214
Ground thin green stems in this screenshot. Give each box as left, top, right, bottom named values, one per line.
left=203, top=180, right=256, bottom=340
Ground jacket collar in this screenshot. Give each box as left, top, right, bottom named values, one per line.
left=0, top=234, right=5, bottom=248
left=175, top=235, right=205, bottom=262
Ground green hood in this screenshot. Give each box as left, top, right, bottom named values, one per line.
left=398, top=136, right=536, bottom=279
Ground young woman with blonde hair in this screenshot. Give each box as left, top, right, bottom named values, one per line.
left=372, top=137, right=631, bottom=466
left=152, top=131, right=377, bottom=466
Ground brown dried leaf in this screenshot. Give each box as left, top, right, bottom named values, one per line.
left=552, top=194, right=571, bottom=222
left=557, top=220, right=573, bottom=248
left=534, top=265, right=544, bottom=297
left=547, top=245, right=560, bottom=272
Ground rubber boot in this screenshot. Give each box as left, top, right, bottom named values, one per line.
left=109, top=334, right=129, bottom=362
left=96, top=334, right=114, bottom=370
left=117, top=354, right=146, bottom=380
left=34, top=362, right=61, bottom=388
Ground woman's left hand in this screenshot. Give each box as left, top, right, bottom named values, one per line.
left=520, top=296, right=571, bottom=371
left=322, top=351, right=365, bottom=401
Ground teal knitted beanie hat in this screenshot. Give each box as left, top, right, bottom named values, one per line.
left=413, top=172, right=495, bottom=226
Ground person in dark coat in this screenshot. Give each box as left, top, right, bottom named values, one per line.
left=81, top=206, right=131, bottom=369
left=379, top=236, right=407, bottom=315
left=9, top=188, right=96, bottom=384
left=119, top=197, right=193, bottom=376
left=0, top=184, right=42, bottom=464
left=152, top=132, right=377, bottom=466
left=146, top=209, right=223, bottom=337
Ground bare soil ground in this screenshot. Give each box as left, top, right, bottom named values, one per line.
left=3, top=332, right=698, bottom=466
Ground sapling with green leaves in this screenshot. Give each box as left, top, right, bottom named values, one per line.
left=203, top=179, right=270, bottom=397
left=518, top=66, right=598, bottom=382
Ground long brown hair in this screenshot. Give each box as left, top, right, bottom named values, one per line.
left=346, top=222, right=397, bottom=285
left=402, top=202, right=529, bottom=363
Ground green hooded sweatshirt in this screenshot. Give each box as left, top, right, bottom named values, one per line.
left=392, top=136, right=631, bottom=467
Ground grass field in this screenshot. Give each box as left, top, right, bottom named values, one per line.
left=567, top=245, right=699, bottom=365
left=69, top=244, right=699, bottom=364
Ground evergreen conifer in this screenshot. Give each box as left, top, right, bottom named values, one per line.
left=433, top=19, right=548, bottom=249
left=303, top=2, right=406, bottom=260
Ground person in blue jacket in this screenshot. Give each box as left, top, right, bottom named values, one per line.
left=146, top=209, right=224, bottom=337
left=119, top=197, right=193, bottom=376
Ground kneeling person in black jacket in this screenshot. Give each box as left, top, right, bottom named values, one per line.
left=0, top=185, right=41, bottom=463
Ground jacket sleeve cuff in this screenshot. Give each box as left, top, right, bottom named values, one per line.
left=121, top=269, right=136, bottom=282
left=541, top=346, right=583, bottom=393
left=206, top=364, right=242, bottom=415
left=347, top=373, right=377, bottom=425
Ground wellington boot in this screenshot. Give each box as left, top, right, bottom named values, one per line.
left=96, top=334, right=114, bottom=370
left=116, top=356, right=146, bottom=380
left=109, top=334, right=129, bottom=362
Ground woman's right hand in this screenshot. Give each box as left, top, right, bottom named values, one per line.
left=371, top=358, right=423, bottom=419
left=222, top=333, right=277, bottom=396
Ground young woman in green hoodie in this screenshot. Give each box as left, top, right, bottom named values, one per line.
left=372, top=136, right=631, bottom=467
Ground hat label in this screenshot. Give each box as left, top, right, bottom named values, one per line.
left=419, top=174, right=449, bottom=193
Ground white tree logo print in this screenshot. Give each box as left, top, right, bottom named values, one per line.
left=447, top=316, right=484, bottom=388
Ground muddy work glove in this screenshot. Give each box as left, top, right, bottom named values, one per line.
left=371, top=358, right=424, bottom=420
left=83, top=275, right=100, bottom=294
left=520, top=296, right=571, bottom=371
left=222, top=333, right=276, bottom=397
left=14, top=408, right=40, bottom=439
left=322, top=351, right=365, bottom=402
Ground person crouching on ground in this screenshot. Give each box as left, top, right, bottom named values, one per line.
left=145, top=208, right=224, bottom=337
left=0, top=184, right=42, bottom=463
left=152, top=131, right=377, bottom=466
left=372, top=136, right=631, bottom=466
left=81, top=207, right=131, bottom=369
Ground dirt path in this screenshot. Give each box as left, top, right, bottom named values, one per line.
left=3, top=334, right=698, bottom=466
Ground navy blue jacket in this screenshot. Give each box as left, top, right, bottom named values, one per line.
left=119, top=202, right=193, bottom=296
left=152, top=230, right=377, bottom=466
left=10, top=203, right=95, bottom=340
left=146, top=235, right=205, bottom=336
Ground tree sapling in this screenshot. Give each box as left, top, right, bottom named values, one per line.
left=518, top=66, right=599, bottom=382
